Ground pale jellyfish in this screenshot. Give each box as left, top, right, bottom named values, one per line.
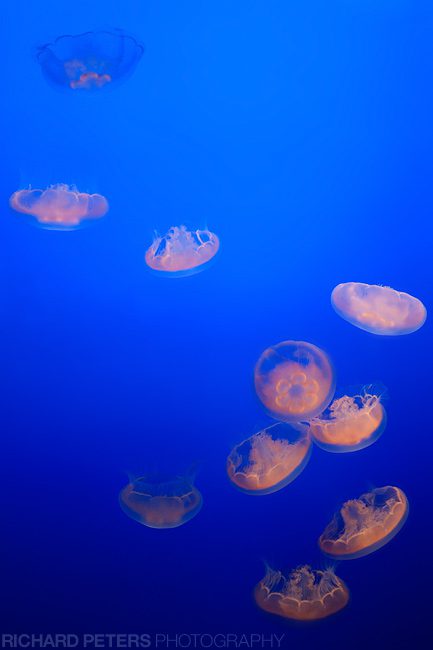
left=331, top=282, right=427, bottom=335
left=145, top=225, right=220, bottom=276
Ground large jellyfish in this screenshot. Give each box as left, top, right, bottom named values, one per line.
left=145, top=225, right=220, bottom=276
left=331, top=282, right=427, bottom=335
left=319, top=486, right=408, bottom=559
left=119, top=472, right=203, bottom=529
left=9, top=184, right=109, bottom=230
left=308, top=386, right=386, bottom=453
left=255, top=565, right=349, bottom=621
left=254, top=341, right=335, bottom=422
left=227, top=423, right=311, bottom=495
left=37, top=30, right=144, bottom=91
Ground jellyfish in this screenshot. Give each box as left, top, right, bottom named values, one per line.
left=319, top=486, right=408, bottom=559
left=255, top=565, right=349, bottom=621
left=254, top=341, right=336, bottom=423
left=227, top=423, right=311, bottom=495
left=9, top=184, right=108, bottom=230
left=331, top=282, right=427, bottom=335
left=308, top=386, right=386, bottom=453
left=145, top=225, right=220, bottom=276
left=37, top=30, right=144, bottom=91
left=119, top=472, right=203, bottom=529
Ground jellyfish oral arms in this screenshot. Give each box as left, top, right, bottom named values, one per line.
left=37, top=31, right=144, bottom=91
left=145, top=225, right=220, bottom=276
left=255, top=565, right=349, bottom=621
left=331, top=282, right=427, bottom=335
left=319, top=486, right=408, bottom=560
left=227, top=423, right=311, bottom=495
left=119, top=474, right=203, bottom=529
left=9, top=184, right=109, bottom=229
left=254, top=341, right=336, bottom=423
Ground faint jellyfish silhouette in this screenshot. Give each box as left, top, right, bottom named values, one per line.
left=308, top=385, right=387, bottom=453
left=37, top=31, right=144, bottom=91
left=255, top=565, right=349, bottom=621
left=319, top=486, right=408, bottom=559
left=145, top=225, right=220, bottom=277
left=119, top=472, right=203, bottom=529
left=227, top=422, right=311, bottom=495
left=254, top=341, right=336, bottom=423
left=9, top=184, right=109, bottom=230
left=331, top=282, right=427, bottom=335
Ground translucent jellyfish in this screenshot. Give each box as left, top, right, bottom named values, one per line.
left=319, top=486, right=408, bottom=559
left=37, top=30, right=144, bottom=91
left=9, top=184, right=109, bottom=230
left=331, top=282, right=427, bottom=335
left=308, top=386, right=386, bottom=453
left=227, top=423, right=311, bottom=495
left=255, top=565, right=349, bottom=621
left=254, top=341, right=336, bottom=423
left=119, top=473, right=203, bottom=529
left=145, top=225, right=220, bottom=276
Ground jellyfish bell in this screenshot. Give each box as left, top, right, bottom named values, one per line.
left=227, top=422, right=311, bottom=495
left=308, top=385, right=387, bottom=453
left=319, top=486, right=408, bottom=560
left=331, top=282, right=427, bottom=335
left=255, top=565, right=349, bottom=621
left=37, top=30, right=144, bottom=92
left=119, top=472, right=203, bottom=529
left=145, top=225, right=220, bottom=277
left=9, top=184, right=109, bottom=230
left=254, top=341, right=336, bottom=423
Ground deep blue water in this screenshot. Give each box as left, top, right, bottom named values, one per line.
left=1, top=1, right=432, bottom=648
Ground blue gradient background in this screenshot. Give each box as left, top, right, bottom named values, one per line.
left=1, top=1, right=432, bottom=648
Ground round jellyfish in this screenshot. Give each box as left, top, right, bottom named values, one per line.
left=119, top=473, right=203, bottom=529
left=319, top=486, right=408, bottom=560
left=308, top=386, right=387, bottom=453
left=145, top=225, right=220, bottom=277
left=254, top=341, right=336, bottom=423
left=9, top=184, right=109, bottom=230
left=227, top=422, right=311, bottom=495
left=331, top=282, right=427, bottom=335
left=255, top=565, right=349, bottom=621
left=37, top=30, right=144, bottom=91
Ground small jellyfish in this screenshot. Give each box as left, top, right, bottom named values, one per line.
left=331, top=282, right=427, bottom=335
left=254, top=341, right=336, bottom=423
left=319, top=486, right=408, bottom=559
left=145, top=225, right=220, bottom=277
left=255, top=565, right=349, bottom=621
left=37, top=30, right=144, bottom=91
left=308, top=386, right=386, bottom=453
left=119, top=473, right=203, bottom=529
left=227, top=423, right=311, bottom=495
left=9, top=184, right=109, bottom=230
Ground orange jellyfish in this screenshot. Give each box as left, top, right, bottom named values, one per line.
left=254, top=341, right=336, bottom=423
left=308, top=386, right=386, bottom=453
left=255, top=565, right=349, bottom=621
left=227, top=423, right=311, bottom=495
left=319, top=486, right=408, bottom=559
left=145, top=225, right=220, bottom=276
left=9, top=184, right=109, bottom=230
left=119, top=473, right=203, bottom=529
left=331, top=282, right=427, bottom=335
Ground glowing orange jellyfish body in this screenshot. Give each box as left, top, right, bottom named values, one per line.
left=119, top=473, right=203, bottom=529
left=254, top=341, right=336, bottom=423
left=145, top=225, right=220, bottom=276
left=255, top=565, right=349, bottom=621
left=319, top=486, right=408, bottom=560
left=308, top=387, right=387, bottom=453
left=331, top=282, right=427, bottom=335
left=9, top=184, right=109, bottom=230
left=227, top=423, right=311, bottom=495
